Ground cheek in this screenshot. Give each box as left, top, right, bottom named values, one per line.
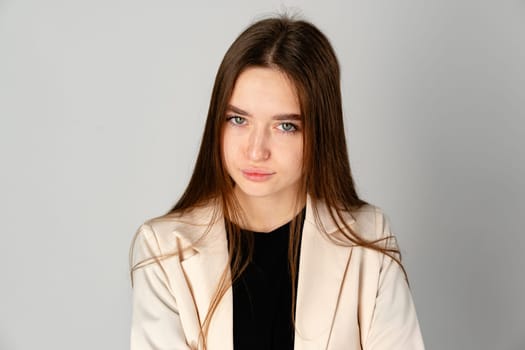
left=288, top=141, right=304, bottom=172
left=221, top=130, right=237, bottom=165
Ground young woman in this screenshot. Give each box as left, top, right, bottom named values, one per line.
left=130, top=16, right=424, bottom=350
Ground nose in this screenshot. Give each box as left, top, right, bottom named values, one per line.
left=247, top=126, right=270, bottom=161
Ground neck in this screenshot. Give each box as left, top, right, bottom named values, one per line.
left=233, top=189, right=305, bottom=233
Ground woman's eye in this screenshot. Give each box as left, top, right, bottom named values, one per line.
left=277, top=122, right=298, bottom=132
left=227, top=116, right=246, bottom=125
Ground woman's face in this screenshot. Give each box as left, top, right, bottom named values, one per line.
left=222, top=67, right=303, bottom=206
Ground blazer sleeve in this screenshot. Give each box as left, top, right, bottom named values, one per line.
left=363, top=211, right=425, bottom=350
left=130, top=223, right=191, bottom=350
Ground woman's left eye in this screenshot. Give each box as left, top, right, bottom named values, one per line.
left=277, top=122, right=298, bottom=132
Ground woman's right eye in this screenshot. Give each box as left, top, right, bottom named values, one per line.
left=227, top=116, right=246, bottom=125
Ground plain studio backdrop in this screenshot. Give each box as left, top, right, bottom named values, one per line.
left=1, top=0, right=524, bottom=349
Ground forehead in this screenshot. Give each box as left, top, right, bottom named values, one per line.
left=229, top=67, right=301, bottom=115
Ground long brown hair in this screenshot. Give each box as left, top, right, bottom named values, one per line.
left=131, top=14, right=403, bottom=349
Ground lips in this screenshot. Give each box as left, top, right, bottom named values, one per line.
left=241, top=168, right=275, bottom=182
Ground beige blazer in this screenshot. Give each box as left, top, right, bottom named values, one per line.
left=130, top=196, right=425, bottom=350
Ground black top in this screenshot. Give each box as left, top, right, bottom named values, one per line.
left=229, top=209, right=306, bottom=350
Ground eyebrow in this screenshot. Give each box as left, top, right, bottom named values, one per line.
left=227, top=104, right=302, bottom=121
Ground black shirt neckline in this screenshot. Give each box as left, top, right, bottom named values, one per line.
left=228, top=207, right=306, bottom=350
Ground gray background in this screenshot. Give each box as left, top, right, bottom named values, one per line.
left=1, top=0, right=524, bottom=349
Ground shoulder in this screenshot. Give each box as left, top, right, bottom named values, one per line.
left=307, top=196, right=395, bottom=243
left=348, top=204, right=400, bottom=261
left=349, top=204, right=394, bottom=241
left=130, top=201, right=220, bottom=265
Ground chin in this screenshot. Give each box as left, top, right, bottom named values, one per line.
left=237, top=187, right=274, bottom=199
left=234, top=183, right=276, bottom=199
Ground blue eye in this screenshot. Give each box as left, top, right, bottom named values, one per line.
left=227, top=116, right=246, bottom=125
left=277, top=122, right=298, bottom=132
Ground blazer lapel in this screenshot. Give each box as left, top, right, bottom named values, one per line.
left=295, top=196, right=356, bottom=349
left=170, top=204, right=233, bottom=350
